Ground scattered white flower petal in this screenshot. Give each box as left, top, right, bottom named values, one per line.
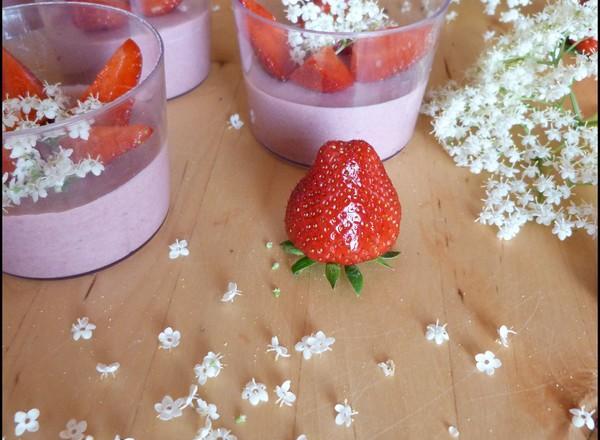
left=59, top=419, right=88, bottom=440
left=154, top=395, right=185, bottom=421
left=475, top=351, right=502, bottom=376
left=297, top=436, right=308, bottom=440
left=272, top=287, right=281, bottom=298
left=71, top=317, right=96, bottom=341
left=271, top=262, right=280, bottom=270
left=209, top=428, right=237, bottom=440
left=426, top=320, right=449, bottom=345
left=496, top=325, right=517, bottom=347
left=334, top=399, right=358, bottom=428
left=158, top=327, right=181, bottom=350
left=265, top=241, right=273, bottom=249
left=266, top=336, right=291, bottom=360
left=377, top=359, right=395, bottom=377
left=570, top=406, right=596, bottom=430
left=169, top=239, right=189, bottom=259
left=446, top=10, right=458, bottom=22
left=448, top=425, right=460, bottom=437
left=14, top=409, right=40, bottom=436
left=227, top=114, right=244, bottom=130
left=196, top=398, right=220, bottom=420
left=235, top=415, right=247, bottom=424
left=242, top=378, right=269, bottom=406
left=114, top=436, right=134, bottom=440
left=194, top=352, right=224, bottom=385
left=193, top=417, right=212, bottom=440
left=96, top=362, right=120, bottom=379
left=275, top=380, right=296, bottom=407
left=221, top=282, right=242, bottom=303
left=295, top=330, right=335, bottom=360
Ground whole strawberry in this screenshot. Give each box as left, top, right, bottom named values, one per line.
left=282, top=140, right=401, bottom=295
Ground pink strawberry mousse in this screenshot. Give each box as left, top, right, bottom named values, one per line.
left=243, top=63, right=428, bottom=165
left=146, top=0, right=211, bottom=98
left=2, top=145, right=170, bottom=279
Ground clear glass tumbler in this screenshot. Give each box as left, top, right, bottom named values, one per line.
left=63, top=0, right=212, bottom=99
left=2, top=1, right=170, bottom=278
left=232, top=0, right=450, bottom=165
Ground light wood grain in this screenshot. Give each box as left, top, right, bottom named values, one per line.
left=2, top=1, right=598, bottom=439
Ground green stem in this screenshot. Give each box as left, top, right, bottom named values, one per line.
left=569, top=89, right=583, bottom=120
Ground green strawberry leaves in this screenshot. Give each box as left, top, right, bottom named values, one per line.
left=282, top=240, right=398, bottom=297
left=325, top=263, right=341, bottom=288
left=280, top=240, right=305, bottom=256
left=291, top=256, right=316, bottom=274
left=344, top=265, right=363, bottom=296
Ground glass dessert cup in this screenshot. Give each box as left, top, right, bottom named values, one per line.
left=2, top=1, right=170, bottom=278
left=232, top=0, right=450, bottom=166
left=5, top=0, right=212, bottom=99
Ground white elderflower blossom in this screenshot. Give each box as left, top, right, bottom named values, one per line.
left=274, top=380, right=296, bottom=407
left=242, top=378, right=269, bottom=406
left=71, top=317, right=96, bottom=341
left=227, top=113, right=244, bottom=130
left=425, top=320, right=449, bottom=345
left=334, top=399, right=358, bottom=428
left=168, top=239, right=189, bottom=259
left=96, top=362, right=120, bottom=379
left=2, top=83, right=107, bottom=210
left=377, top=359, right=396, bottom=377
left=221, top=281, right=242, bottom=303
left=496, top=325, right=517, bottom=347
left=14, top=409, right=40, bottom=436
left=295, top=330, right=335, bottom=360
left=422, top=0, right=598, bottom=241
left=154, top=395, right=185, bottom=421
left=475, top=351, right=502, bottom=376
left=282, top=0, right=392, bottom=62
left=194, top=352, right=224, bottom=385
left=570, top=406, right=596, bottom=430
left=59, top=419, right=89, bottom=440
left=158, top=327, right=181, bottom=350
left=266, top=336, right=291, bottom=360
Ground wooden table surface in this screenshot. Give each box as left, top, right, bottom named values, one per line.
left=2, top=1, right=598, bottom=439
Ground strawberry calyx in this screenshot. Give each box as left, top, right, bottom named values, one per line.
left=280, top=240, right=400, bottom=296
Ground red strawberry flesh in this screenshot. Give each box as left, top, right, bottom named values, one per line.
left=290, top=46, right=354, bottom=93
left=139, top=0, right=183, bottom=17
left=285, top=140, right=401, bottom=265
left=2, top=47, right=45, bottom=100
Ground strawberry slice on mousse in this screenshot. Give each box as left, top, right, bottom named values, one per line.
left=240, top=0, right=297, bottom=80
left=71, top=0, right=131, bottom=32
left=290, top=46, right=353, bottom=93
left=138, top=0, right=183, bottom=17
left=2, top=47, right=45, bottom=100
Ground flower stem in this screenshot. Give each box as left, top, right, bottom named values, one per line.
left=569, top=89, right=583, bottom=120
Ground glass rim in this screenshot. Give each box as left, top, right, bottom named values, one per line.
left=2, top=1, right=165, bottom=139
left=232, top=0, right=451, bottom=38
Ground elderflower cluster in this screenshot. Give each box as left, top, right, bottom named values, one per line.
left=283, top=0, right=391, bottom=63
left=2, top=83, right=105, bottom=210
left=422, top=0, right=598, bottom=240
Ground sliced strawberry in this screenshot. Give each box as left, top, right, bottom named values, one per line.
left=2, top=47, right=45, bottom=99
left=62, top=125, right=153, bottom=164
left=2, top=147, right=15, bottom=174
left=240, top=0, right=296, bottom=80
left=575, top=37, right=598, bottom=56
left=351, top=26, right=431, bottom=82
left=80, top=38, right=142, bottom=125
left=138, top=0, right=183, bottom=17
left=290, top=47, right=353, bottom=93
left=71, top=0, right=131, bottom=32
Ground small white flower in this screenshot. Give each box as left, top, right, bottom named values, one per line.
left=196, top=398, right=220, bottom=420
left=59, top=419, right=88, bottom=440
left=446, top=10, right=458, bottom=22
left=235, top=415, right=247, bottom=424
left=169, top=239, right=189, bottom=259
left=297, top=436, right=308, bottom=440
left=221, top=282, right=242, bottom=303
left=71, top=317, right=96, bottom=341
left=36, top=98, right=60, bottom=120
left=274, top=380, right=296, bottom=407
left=227, top=113, right=244, bottom=130
left=96, top=362, right=120, bottom=379
left=154, top=395, right=185, bottom=421
left=295, top=330, right=335, bottom=360
left=570, top=406, right=596, bottom=430
left=242, top=378, right=269, bottom=406
left=158, top=327, right=181, bottom=350
left=266, top=336, right=291, bottom=360
left=475, top=351, right=502, bottom=376
left=193, top=417, right=212, bottom=440
left=114, top=436, right=134, bottom=440
left=377, top=359, right=395, bottom=377
left=14, top=409, right=40, bottom=436
left=425, top=320, right=449, bottom=345
left=209, top=428, right=237, bottom=440
left=448, top=425, right=460, bottom=437
left=194, top=352, right=224, bottom=385
left=334, top=399, right=357, bottom=428
left=67, top=120, right=91, bottom=140
left=496, top=325, right=517, bottom=347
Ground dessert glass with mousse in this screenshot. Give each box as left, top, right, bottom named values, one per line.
left=2, top=1, right=170, bottom=278
left=63, top=0, right=212, bottom=99
left=232, top=0, right=450, bottom=165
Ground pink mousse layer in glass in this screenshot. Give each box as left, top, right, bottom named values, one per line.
left=243, top=62, right=428, bottom=166
left=149, top=0, right=211, bottom=98
left=2, top=145, right=170, bottom=278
